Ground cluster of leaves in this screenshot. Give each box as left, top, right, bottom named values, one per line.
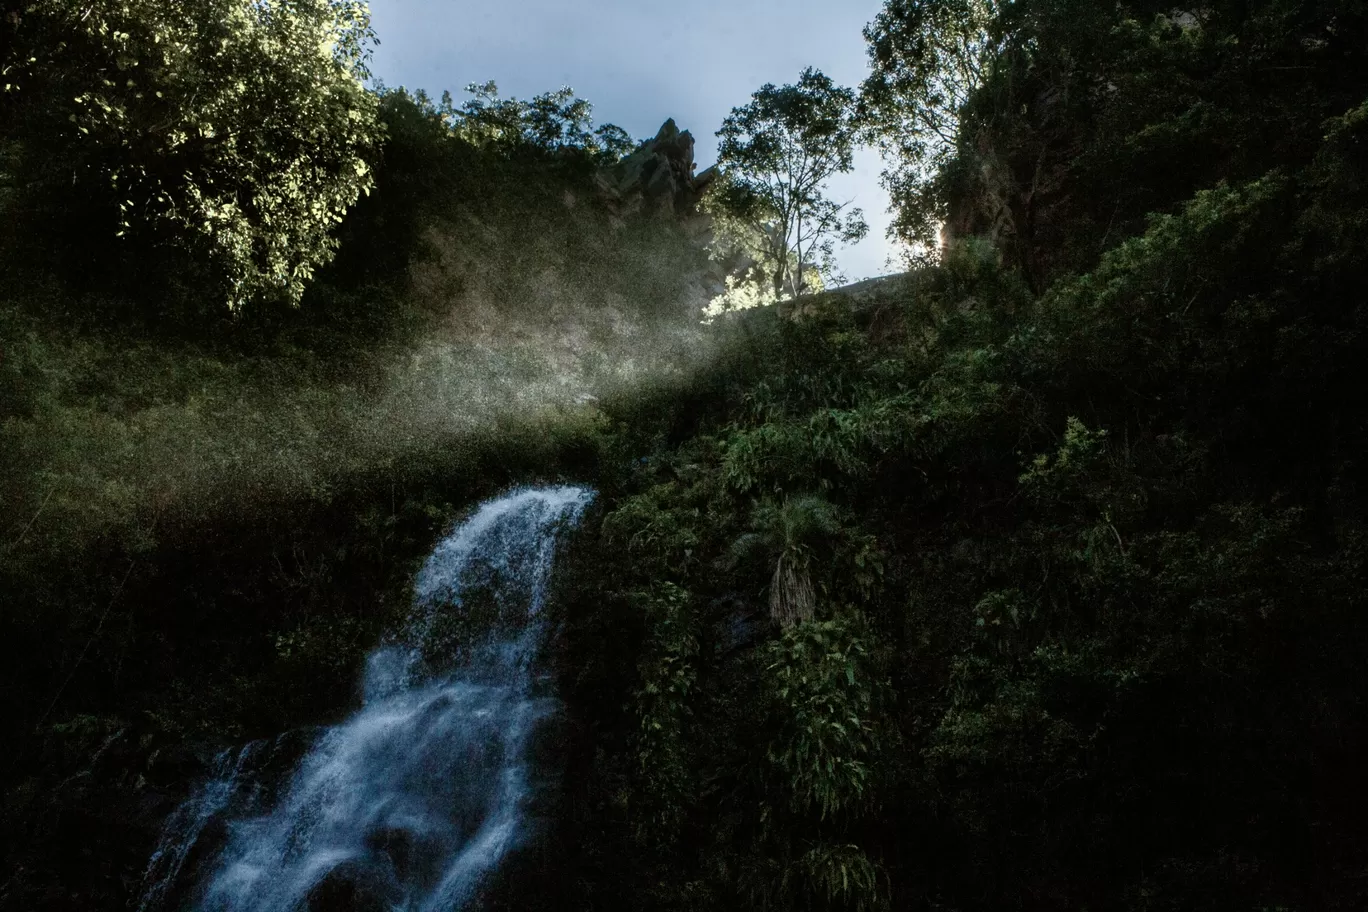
left=860, top=0, right=1002, bottom=253
left=865, top=0, right=1368, bottom=283
left=713, top=67, right=868, bottom=305
left=628, top=582, right=700, bottom=849
left=760, top=614, right=881, bottom=823
left=364, top=79, right=636, bottom=172
left=550, top=23, right=1368, bottom=904
left=446, top=80, right=635, bottom=163
left=2, top=0, right=381, bottom=311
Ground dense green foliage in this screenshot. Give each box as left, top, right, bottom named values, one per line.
left=714, top=68, right=868, bottom=302
left=545, top=2, right=1368, bottom=909
left=861, top=0, right=999, bottom=253
left=2, top=0, right=382, bottom=312
left=866, top=0, right=1368, bottom=285
left=447, top=80, right=635, bottom=161
left=4, top=0, right=1368, bottom=910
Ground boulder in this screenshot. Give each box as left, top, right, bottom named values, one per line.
left=598, top=118, right=717, bottom=217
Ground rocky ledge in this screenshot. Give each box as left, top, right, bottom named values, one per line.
left=596, top=118, right=718, bottom=217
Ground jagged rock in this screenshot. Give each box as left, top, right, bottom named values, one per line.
left=709, top=593, right=768, bottom=658
left=598, top=118, right=716, bottom=217
left=690, top=163, right=719, bottom=195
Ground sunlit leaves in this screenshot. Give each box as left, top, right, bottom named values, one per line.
left=860, top=0, right=1002, bottom=252
left=6, top=0, right=381, bottom=310
left=715, top=68, right=868, bottom=304
left=448, top=80, right=633, bottom=163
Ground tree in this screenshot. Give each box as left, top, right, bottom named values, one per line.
left=715, top=68, right=867, bottom=304
left=2, top=0, right=382, bottom=311
left=860, top=0, right=1001, bottom=254
left=730, top=495, right=842, bottom=627
left=864, top=0, right=1368, bottom=280
left=448, top=81, right=634, bottom=163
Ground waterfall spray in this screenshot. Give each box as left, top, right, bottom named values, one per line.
left=139, top=486, right=593, bottom=912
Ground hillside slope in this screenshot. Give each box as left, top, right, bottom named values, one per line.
left=550, top=94, right=1368, bottom=911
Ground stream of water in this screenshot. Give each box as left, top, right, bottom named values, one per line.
left=138, top=485, right=593, bottom=912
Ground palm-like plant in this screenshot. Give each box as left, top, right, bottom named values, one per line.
left=730, top=494, right=842, bottom=626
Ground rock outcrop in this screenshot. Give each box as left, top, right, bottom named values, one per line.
left=596, top=119, right=718, bottom=217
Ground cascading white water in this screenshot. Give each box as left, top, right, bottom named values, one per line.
left=139, top=485, right=593, bottom=912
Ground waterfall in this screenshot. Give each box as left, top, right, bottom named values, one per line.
left=139, top=485, right=593, bottom=912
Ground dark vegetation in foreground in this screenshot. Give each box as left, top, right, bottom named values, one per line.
left=548, top=3, right=1368, bottom=909
left=0, top=27, right=702, bottom=902
left=4, top=1, right=1368, bottom=911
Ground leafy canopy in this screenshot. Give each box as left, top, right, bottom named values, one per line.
left=860, top=0, right=1001, bottom=253
left=444, top=80, right=635, bottom=163
left=2, top=0, right=382, bottom=311
left=715, top=67, right=868, bottom=303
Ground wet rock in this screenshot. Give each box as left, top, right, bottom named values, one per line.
left=710, top=593, right=768, bottom=657
left=302, top=859, right=398, bottom=912
left=144, top=743, right=211, bottom=788
left=0, top=719, right=218, bottom=912
left=244, top=727, right=324, bottom=808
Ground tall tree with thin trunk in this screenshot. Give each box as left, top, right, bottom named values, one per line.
left=716, top=68, right=867, bottom=303
left=860, top=0, right=1002, bottom=255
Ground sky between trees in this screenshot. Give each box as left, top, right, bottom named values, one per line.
left=367, top=0, right=902, bottom=283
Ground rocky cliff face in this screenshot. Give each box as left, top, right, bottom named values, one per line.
left=590, top=118, right=754, bottom=305
left=596, top=119, right=718, bottom=218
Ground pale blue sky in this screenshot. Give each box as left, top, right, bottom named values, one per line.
left=367, top=0, right=901, bottom=282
